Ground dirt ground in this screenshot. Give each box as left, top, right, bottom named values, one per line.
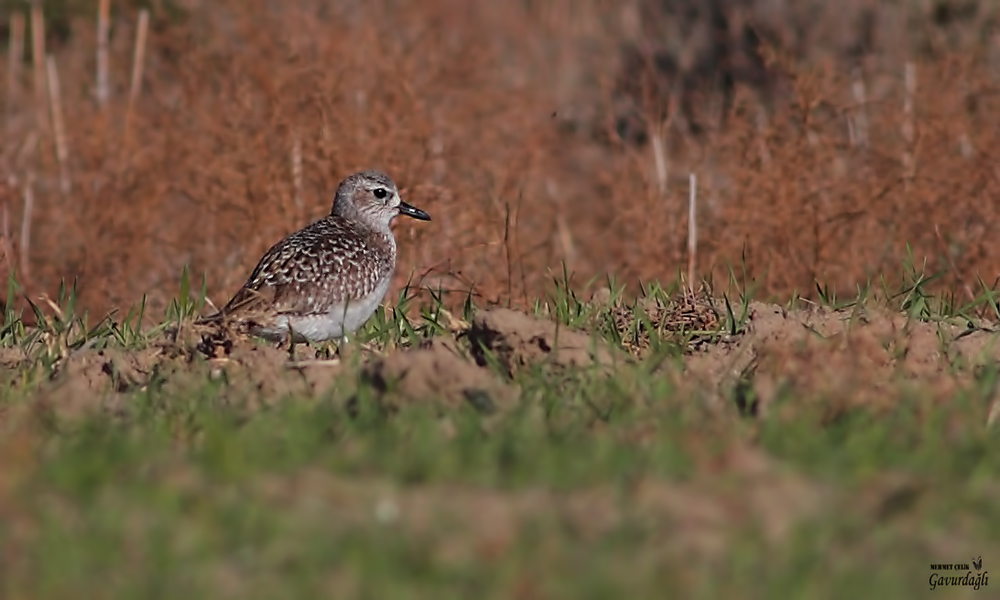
left=15, top=296, right=999, bottom=430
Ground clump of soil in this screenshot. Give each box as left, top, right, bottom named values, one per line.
left=360, top=337, right=519, bottom=415
left=685, top=301, right=1000, bottom=418
left=467, top=308, right=620, bottom=376
left=28, top=328, right=344, bottom=421
left=37, top=346, right=167, bottom=421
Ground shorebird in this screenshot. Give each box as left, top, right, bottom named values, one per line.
left=198, top=170, right=430, bottom=345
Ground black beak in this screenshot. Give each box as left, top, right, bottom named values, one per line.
left=397, top=201, right=431, bottom=221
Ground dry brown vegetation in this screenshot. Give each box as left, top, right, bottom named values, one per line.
left=1, top=0, right=999, bottom=318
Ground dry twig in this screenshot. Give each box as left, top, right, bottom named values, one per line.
left=46, top=55, right=71, bottom=195
left=687, top=172, right=697, bottom=295
left=96, top=0, right=111, bottom=108
left=123, top=9, right=150, bottom=148
left=6, top=12, right=25, bottom=135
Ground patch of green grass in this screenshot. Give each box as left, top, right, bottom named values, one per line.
left=2, top=263, right=1000, bottom=598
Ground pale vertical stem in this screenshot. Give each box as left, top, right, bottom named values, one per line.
left=123, top=9, right=150, bottom=146
left=958, top=78, right=974, bottom=159
left=901, top=61, right=916, bottom=183
left=2, top=197, right=9, bottom=254
left=431, top=134, right=446, bottom=182
left=46, top=55, right=70, bottom=195
left=755, top=103, right=771, bottom=167
left=96, top=0, right=111, bottom=107
left=988, top=396, right=1000, bottom=429
left=430, top=115, right=446, bottom=183
left=6, top=12, right=25, bottom=135
left=850, top=67, right=869, bottom=148
left=958, top=129, right=973, bottom=158
left=687, top=172, right=697, bottom=294
left=650, top=117, right=668, bottom=196
left=29, top=2, right=48, bottom=135
left=620, top=1, right=640, bottom=39
left=290, top=133, right=303, bottom=211
left=1, top=192, right=12, bottom=277
left=545, top=178, right=575, bottom=268
left=354, top=90, right=368, bottom=145
left=556, top=213, right=575, bottom=269
left=19, top=172, right=33, bottom=279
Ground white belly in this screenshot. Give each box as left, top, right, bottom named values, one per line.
left=253, top=276, right=392, bottom=344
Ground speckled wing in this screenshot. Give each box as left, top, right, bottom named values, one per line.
left=219, top=217, right=395, bottom=320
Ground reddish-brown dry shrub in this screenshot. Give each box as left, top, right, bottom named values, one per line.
left=1, top=0, right=1000, bottom=318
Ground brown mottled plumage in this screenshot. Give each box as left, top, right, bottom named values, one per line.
left=199, top=170, right=430, bottom=343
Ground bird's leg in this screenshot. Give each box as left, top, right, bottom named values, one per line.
left=286, top=324, right=298, bottom=363
left=317, top=339, right=338, bottom=360
left=336, top=332, right=356, bottom=363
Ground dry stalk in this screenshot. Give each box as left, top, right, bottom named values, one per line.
left=6, top=12, right=25, bottom=136
left=1, top=191, right=12, bottom=276
left=646, top=75, right=679, bottom=199
left=96, top=0, right=111, bottom=108
left=958, top=77, right=974, bottom=159
left=2, top=189, right=8, bottom=242
left=933, top=223, right=974, bottom=303
left=29, top=1, right=48, bottom=135
left=46, top=56, right=71, bottom=196
left=123, top=9, right=150, bottom=148
left=849, top=66, right=869, bottom=148
left=543, top=178, right=575, bottom=269
left=555, top=213, right=575, bottom=270
left=957, top=127, right=973, bottom=159
left=650, top=115, right=669, bottom=196
left=19, top=172, right=33, bottom=279
left=687, top=172, right=697, bottom=295
left=16, top=131, right=39, bottom=166
left=620, top=2, right=641, bottom=39
left=755, top=103, right=771, bottom=167
left=291, top=132, right=303, bottom=211
left=430, top=126, right=446, bottom=183
left=901, top=61, right=916, bottom=186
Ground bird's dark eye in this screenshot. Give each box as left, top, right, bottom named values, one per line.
left=373, top=188, right=388, bottom=200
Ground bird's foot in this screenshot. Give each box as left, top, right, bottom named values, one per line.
left=315, top=339, right=340, bottom=360
left=336, top=334, right=360, bottom=363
